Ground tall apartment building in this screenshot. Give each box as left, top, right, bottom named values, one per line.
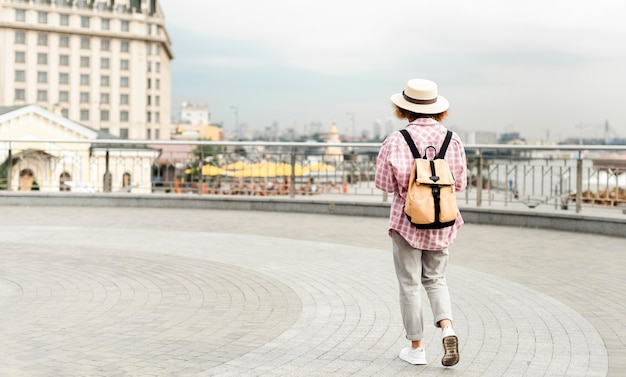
left=0, top=0, right=173, bottom=140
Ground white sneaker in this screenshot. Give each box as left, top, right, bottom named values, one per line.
left=399, top=347, right=427, bottom=365
left=441, top=327, right=459, bottom=367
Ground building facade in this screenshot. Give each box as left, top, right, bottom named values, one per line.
left=0, top=104, right=159, bottom=193
left=0, top=0, right=173, bottom=140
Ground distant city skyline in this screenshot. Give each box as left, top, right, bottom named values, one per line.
left=160, top=0, right=626, bottom=142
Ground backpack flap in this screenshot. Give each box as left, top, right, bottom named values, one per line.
left=414, top=158, right=455, bottom=186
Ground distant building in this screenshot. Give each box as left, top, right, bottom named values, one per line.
left=466, top=131, right=498, bottom=144
left=323, top=122, right=344, bottom=163
left=0, top=0, right=174, bottom=140
left=179, top=102, right=209, bottom=125
left=171, top=102, right=222, bottom=141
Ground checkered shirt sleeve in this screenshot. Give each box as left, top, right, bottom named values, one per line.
left=375, top=119, right=467, bottom=250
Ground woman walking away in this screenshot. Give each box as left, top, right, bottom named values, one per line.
left=375, top=79, right=467, bottom=367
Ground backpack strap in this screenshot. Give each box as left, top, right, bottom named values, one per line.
left=399, top=129, right=421, bottom=159
left=436, top=131, right=453, bottom=159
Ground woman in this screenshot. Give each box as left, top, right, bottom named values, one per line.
left=375, top=79, right=467, bottom=367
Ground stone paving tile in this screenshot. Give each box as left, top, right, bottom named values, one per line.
left=0, top=206, right=623, bottom=376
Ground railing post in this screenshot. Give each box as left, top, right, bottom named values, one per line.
left=103, top=149, right=112, bottom=192
left=289, top=147, right=296, bottom=198
left=576, top=153, right=583, bottom=213
left=7, top=144, right=12, bottom=191
left=476, top=150, right=483, bottom=207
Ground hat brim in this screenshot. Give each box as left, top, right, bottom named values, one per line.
left=390, top=92, right=449, bottom=114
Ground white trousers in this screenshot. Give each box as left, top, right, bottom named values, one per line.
left=391, top=230, right=453, bottom=341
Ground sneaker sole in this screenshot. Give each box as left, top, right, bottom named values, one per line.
left=442, top=335, right=459, bottom=367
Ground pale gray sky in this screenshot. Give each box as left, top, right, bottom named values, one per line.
left=160, top=0, right=626, bottom=141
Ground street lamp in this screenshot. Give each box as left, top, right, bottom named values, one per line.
left=231, top=106, right=239, bottom=140
left=346, top=112, right=355, bottom=140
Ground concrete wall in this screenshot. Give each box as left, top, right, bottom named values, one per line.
left=1, top=192, right=624, bottom=238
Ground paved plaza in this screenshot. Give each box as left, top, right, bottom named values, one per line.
left=0, top=206, right=624, bottom=376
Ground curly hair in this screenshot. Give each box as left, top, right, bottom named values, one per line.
left=393, top=105, right=448, bottom=122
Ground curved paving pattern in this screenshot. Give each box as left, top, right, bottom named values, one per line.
left=0, top=206, right=620, bottom=376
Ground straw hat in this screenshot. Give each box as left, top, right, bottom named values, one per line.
left=391, top=79, right=449, bottom=114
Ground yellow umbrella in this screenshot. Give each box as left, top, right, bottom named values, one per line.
left=227, top=162, right=278, bottom=178
left=224, top=161, right=248, bottom=170
left=306, top=162, right=337, bottom=172
left=202, top=165, right=226, bottom=176
left=276, top=163, right=306, bottom=176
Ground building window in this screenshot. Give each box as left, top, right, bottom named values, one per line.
left=100, top=110, right=109, bottom=121
left=37, top=34, right=48, bottom=46
left=155, top=129, right=160, bottom=139
left=101, top=18, right=110, bottom=30
left=15, top=32, right=26, bottom=44
left=60, top=14, right=69, bottom=26
left=147, top=96, right=151, bottom=106
left=37, top=53, right=48, bottom=65
left=100, top=93, right=110, bottom=104
left=120, top=59, right=129, bottom=70
left=100, top=75, right=110, bottom=86
left=147, top=61, right=152, bottom=72
left=38, top=12, right=48, bottom=24
left=120, top=111, right=129, bottom=122
left=15, top=51, right=26, bottom=63
left=147, top=44, right=152, bottom=55
left=121, top=20, right=129, bottom=32
left=59, top=91, right=69, bottom=102
left=15, top=9, right=25, bottom=22
left=121, top=41, right=129, bottom=52
left=147, top=24, right=152, bottom=35
left=120, top=94, right=129, bottom=104
left=147, top=112, right=151, bottom=123
left=101, top=39, right=110, bottom=51
left=37, top=71, right=48, bottom=83
left=101, top=58, right=110, bottom=69
left=156, top=62, right=161, bottom=73
left=81, top=16, right=90, bottom=28
left=15, top=70, right=25, bottom=82
left=146, top=129, right=151, bottom=139
left=120, top=77, right=129, bottom=87
left=147, top=79, right=151, bottom=89
left=61, top=109, right=69, bottom=118
left=155, top=112, right=160, bottom=123
left=80, top=56, right=90, bottom=67
left=155, top=44, right=161, bottom=55
left=37, top=90, right=48, bottom=101
left=80, top=109, right=89, bottom=121
left=155, top=96, right=160, bottom=106
left=120, top=128, right=129, bottom=139
left=59, top=72, right=69, bottom=84
left=80, top=37, right=90, bottom=49
left=156, top=79, right=160, bottom=90
left=60, top=35, right=69, bottom=47
left=59, top=55, right=69, bottom=66
left=15, top=89, right=26, bottom=100
left=80, top=74, right=90, bottom=85
left=80, top=92, right=90, bottom=103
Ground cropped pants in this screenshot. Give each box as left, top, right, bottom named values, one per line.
left=391, top=231, right=453, bottom=341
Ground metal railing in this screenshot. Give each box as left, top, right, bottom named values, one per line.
left=1, top=139, right=625, bottom=214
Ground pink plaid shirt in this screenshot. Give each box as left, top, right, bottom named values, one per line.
left=375, top=118, right=467, bottom=250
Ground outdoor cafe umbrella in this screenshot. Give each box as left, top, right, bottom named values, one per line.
left=305, top=162, right=337, bottom=172
left=202, top=165, right=226, bottom=176
left=226, top=161, right=279, bottom=178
